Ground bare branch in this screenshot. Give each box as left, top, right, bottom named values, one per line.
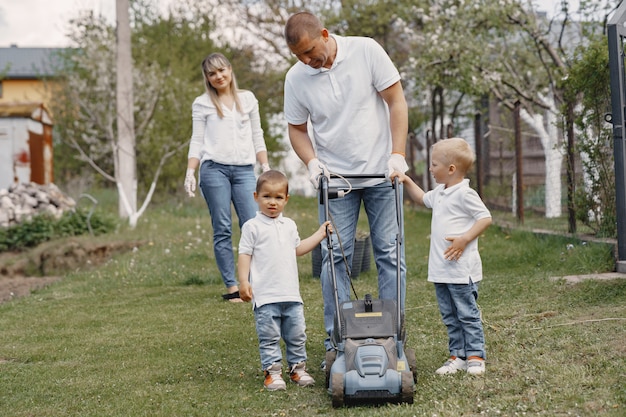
left=136, top=139, right=190, bottom=218
left=67, top=136, right=116, bottom=183
left=135, top=90, right=160, bottom=138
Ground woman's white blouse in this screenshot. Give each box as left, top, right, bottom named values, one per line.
left=187, top=90, right=266, bottom=165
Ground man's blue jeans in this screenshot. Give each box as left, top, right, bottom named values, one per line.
left=318, top=181, right=406, bottom=351
left=434, top=280, right=486, bottom=359
left=199, top=160, right=257, bottom=289
left=254, top=302, right=308, bottom=370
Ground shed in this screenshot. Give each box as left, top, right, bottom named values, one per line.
left=0, top=102, right=54, bottom=189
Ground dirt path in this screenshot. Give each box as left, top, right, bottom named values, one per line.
left=0, top=239, right=143, bottom=303
left=0, top=275, right=62, bottom=303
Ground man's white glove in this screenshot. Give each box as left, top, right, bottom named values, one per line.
left=307, top=158, right=330, bottom=189
left=184, top=168, right=196, bottom=197
left=386, top=153, right=409, bottom=179
left=261, top=163, right=271, bottom=173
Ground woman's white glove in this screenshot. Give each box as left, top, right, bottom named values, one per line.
left=307, top=158, right=330, bottom=189
left=184, top=168, right=196, bottom=197
left=386, top=153, right=409, bottom=179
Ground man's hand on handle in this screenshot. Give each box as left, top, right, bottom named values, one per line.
left=307, top=158, right=330, bottom=189
left=386, top=153, right=409, bottom=179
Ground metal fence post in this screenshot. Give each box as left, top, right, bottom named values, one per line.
left=608, top=2, right=626, bottom=272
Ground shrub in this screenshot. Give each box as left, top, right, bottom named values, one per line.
left=0, top=209, right=115, bottom=252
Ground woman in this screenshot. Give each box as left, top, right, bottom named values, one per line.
left=184, top=53, right=270, bottom=302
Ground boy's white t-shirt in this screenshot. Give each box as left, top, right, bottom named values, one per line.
left=422, top=179, right=492, bottom=284
left=238, top=212, right=303, bottom=308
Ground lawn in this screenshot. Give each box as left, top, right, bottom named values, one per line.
left=0, top=193, right=624, bottom=416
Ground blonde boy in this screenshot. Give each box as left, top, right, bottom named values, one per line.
left=394, top=138, right=492, bottom=376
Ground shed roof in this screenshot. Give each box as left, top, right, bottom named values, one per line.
left=0, top=46, right=67, bottom=79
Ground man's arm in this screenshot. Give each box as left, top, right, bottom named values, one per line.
left=379, top=81, right=408, bottom=156
left=288, top=123, right=316, bottom=165
left=289, top=122, right=330, bottom=188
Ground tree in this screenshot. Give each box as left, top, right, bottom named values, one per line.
left=50, top=8, right=166, bottom=228
left=565, top=36, right=615, bottom=236
left=116, top=0, right=137, bottom=222
left=401, top=0, right=602, bottom=218
left=51, top=1, right=270, bottom=225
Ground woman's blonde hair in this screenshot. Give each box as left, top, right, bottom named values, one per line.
left=201, top=53, right=242, bottom=118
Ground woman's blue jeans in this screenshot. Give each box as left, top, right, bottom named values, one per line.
left=199, top=160, right=257, bottom=289
left=434, top=281, right=486, bottom=359
left=254, top=302, right=308, bottom=370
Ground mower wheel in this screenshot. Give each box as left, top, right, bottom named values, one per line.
left=331, top=373, right=344, bottom=408
left=405, top=346, right=417, bottom=382
left=325, top=350, right=337, bottom=388
left=401, top=371, right=415, bottom=404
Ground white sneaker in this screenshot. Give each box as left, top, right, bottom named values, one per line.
left=264, top=363, right=286, bottom=391
left=435, top=357, right=467, bottom=375
left=467, top=358, right=486, bottom=376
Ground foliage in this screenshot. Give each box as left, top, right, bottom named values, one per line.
left=564, top=35, right=615, bottom=237
left=0, top=196, right=622, bottom=416
left=0, top=209, right=116, bottom=252
left=325, top=0, right=429, bottom=134
left=50, top=0, right=286, bottom=203
left=47, top=0, right=619, bottom=227
left=50, top=12, right=117, bottom=182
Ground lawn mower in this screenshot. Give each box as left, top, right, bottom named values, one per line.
left=319, top=174, right=416, bottom=407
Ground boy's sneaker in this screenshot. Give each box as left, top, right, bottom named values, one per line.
left=467, top=357, right=486, bottom=376
left=289, top=362, right=315, bottom=387
left=435, top=356, right=467, bottom=375
left=264, top=363, right=286, bottom=391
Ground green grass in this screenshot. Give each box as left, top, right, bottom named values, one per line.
left=1, top=194, right=624, bottom=416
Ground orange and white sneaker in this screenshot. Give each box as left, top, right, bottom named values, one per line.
left=435, top=356, right=467, bottom=375
left=289, top=362, right=315, bottom=387
left=264, top=363, right=286, bottom=391
left=467, top=356, right=486, bottom=376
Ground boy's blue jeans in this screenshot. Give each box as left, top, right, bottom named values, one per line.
left=198, top=160, right=257, bottom=289
left=254, top=302, right=308, bottom=371
left=434, top=280, right=486, bottom=360
left=318, top=182, right=406, bottom=351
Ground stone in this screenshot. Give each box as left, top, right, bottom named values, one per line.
left=0, top=182, right=76, bottom=228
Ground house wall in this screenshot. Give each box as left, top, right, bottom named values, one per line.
left=0, top=79, right=54, bottom=105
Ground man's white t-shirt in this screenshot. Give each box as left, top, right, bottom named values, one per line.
left=284, top=35, right=401, bottom=186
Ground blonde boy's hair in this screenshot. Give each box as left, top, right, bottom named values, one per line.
left=432, top=138, right=475, bottom=174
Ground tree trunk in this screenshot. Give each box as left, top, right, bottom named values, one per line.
left=520, top=108, right=563, bottom=218
left=116, top=0, right=137, bottom=221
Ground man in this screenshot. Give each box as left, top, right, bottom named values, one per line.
left=283, top=11, right=409, bottom=353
